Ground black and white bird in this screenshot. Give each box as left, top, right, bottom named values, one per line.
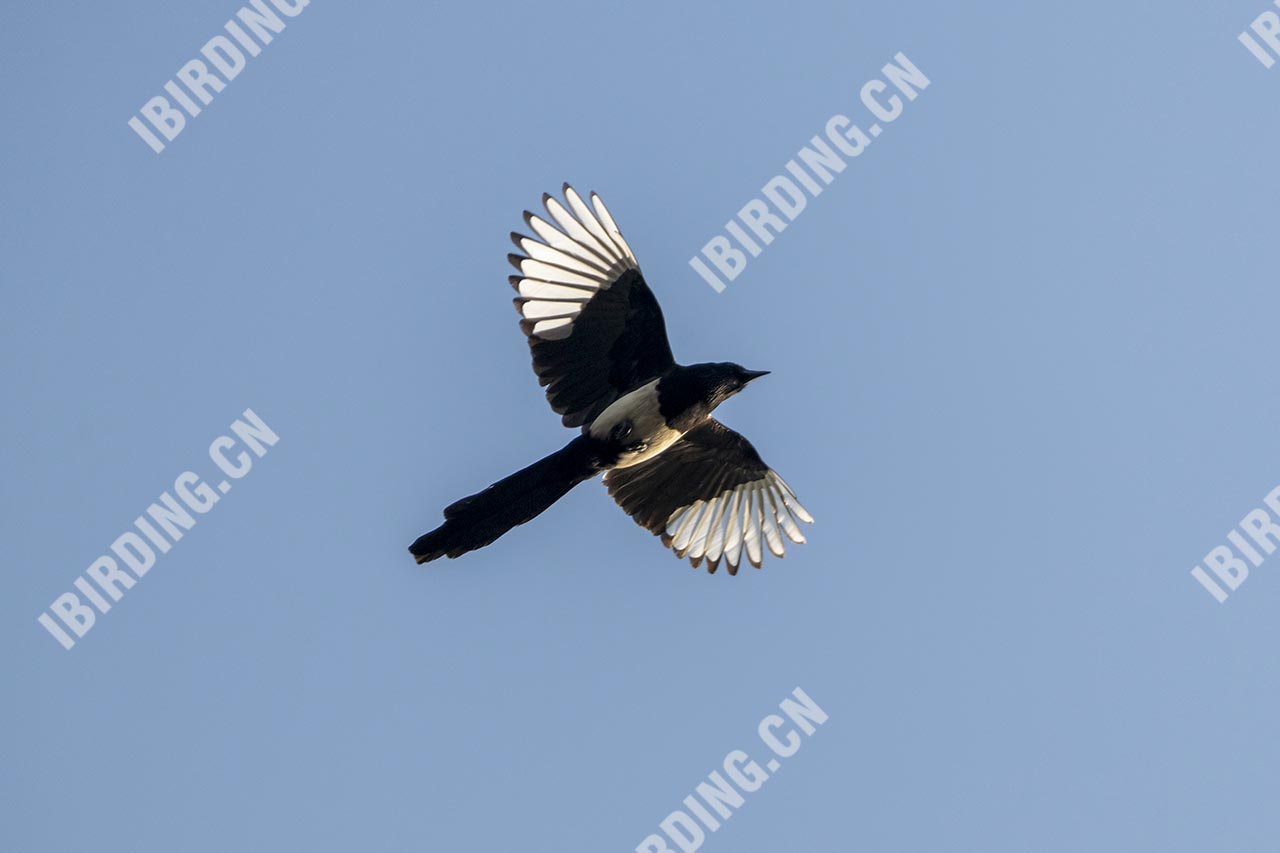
left=409, top=185, right=812, bottom=573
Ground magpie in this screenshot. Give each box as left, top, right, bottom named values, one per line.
left=408, top=185, right=812, bottom=573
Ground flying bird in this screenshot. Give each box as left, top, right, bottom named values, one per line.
left=409, top=185, right=812, bottom=573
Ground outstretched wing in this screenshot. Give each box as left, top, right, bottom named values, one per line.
left=604, top=419, right=813, bottom=574
left=509, top=185, right=676, bottom=428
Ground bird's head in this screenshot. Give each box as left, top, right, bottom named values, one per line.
left=703, top=362, right=770, bottom=406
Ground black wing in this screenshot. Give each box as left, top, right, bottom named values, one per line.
left=604, top=419, right=813, bottom=574
left=510, top=185, right=676, bottom=428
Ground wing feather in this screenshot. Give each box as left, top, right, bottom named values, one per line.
left=510, top=186, right=675, bottom=428
left=604, top=419, right=813, bottom=572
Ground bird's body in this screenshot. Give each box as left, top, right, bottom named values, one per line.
left=409, top=186, right=812, bottom=573
left=587, top=377, right=683, bottom=468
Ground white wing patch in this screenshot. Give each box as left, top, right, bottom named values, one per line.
left=510, top=185, right=640, bottom=341
left=661, top=471, right=813, bottom=573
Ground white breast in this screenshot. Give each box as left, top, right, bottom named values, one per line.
left=589, top=379, right=683, bottom=467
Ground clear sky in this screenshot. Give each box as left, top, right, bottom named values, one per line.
left=4, top=1, right=1280, bottom=850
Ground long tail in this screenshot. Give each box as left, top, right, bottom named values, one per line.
left=409, top=436, right=598, bottom=563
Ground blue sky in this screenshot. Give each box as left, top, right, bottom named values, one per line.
left=4, top=1, right=1280, bottom=850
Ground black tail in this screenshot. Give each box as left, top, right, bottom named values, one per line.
left=409, top=436, right=598, bottom=563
